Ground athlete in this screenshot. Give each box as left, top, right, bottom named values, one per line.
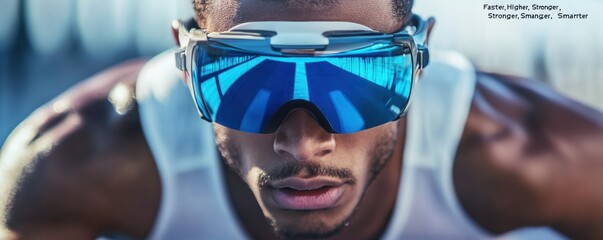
left=2, top=0, right=603, bottom=239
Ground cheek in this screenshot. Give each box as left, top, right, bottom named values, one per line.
left=339, top=122, right=396, bottom=152
left=214, top=125, right=276, bottom=176
left=337, top=122, right=399, bottom=175
left=334, top=138, right=374, bottom=174
left=236, top=136, right=284, bottom=191
left=238, top=136, right=277, bottom=179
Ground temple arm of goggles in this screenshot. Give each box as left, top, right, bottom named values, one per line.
left=172, top=14, right=433, bottom=74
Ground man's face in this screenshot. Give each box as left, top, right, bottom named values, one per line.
left=215, top=112, right=400, bottom=238
left=203, top=0, right=405, bottom=238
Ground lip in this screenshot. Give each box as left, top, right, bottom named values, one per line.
left=269, top=178, right=346, bottom=210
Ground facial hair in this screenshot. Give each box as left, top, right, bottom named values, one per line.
left=215, top=124, right=399, bottom=239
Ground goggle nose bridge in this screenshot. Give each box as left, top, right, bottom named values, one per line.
left=265, top=100, right=336, bottom=134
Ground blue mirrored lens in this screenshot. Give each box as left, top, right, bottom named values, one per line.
left=191, top=44, right=413, bottom=133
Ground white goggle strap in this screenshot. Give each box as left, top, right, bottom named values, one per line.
left=411, top=15, right=435, bottom=69
left=172, top=19, right=189, bottom=72
left=172, top=19, right=207, bottom=73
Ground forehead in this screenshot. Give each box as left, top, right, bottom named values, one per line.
left=203, top=0, right=403, bottom=33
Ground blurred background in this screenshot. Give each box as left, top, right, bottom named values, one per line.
left=0, top=0, right=602, bottom=146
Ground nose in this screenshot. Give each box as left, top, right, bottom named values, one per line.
left=273, top=109, right=336, bottom=161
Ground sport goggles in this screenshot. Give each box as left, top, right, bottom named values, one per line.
left=173, top=15, right=433, bottom=134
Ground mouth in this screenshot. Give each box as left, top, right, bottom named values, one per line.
left=269, top=178, right=347, bottom=210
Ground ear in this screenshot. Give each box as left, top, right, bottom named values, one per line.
left=424, top=17, right=436, bottom=46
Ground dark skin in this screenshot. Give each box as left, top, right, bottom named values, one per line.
left=456, top=73, right=603, bottom=238
left=3, top=65, right=603, bottom=240
left=3, top=2, right=603, bottom=239
left=0, top=60, right=160, bottom=239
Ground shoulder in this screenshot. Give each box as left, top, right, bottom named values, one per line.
left=0, top=60, right=160, bottom=239
left=454, top=72, right=603, bottom=237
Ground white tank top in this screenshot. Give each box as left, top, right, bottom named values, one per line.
left=137, top=49, right=567, bottom=239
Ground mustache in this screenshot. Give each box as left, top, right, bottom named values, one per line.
left=258, top=162, right=356, bottom=188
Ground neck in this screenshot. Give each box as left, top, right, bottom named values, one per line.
left=222, top=119, right=406, bottom=239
